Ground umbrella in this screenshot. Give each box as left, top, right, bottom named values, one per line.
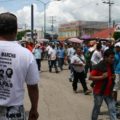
left=67, top=38, right=83, bottom=43
left=81, top=35, right=91, bottom=40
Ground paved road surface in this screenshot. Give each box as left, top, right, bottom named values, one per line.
left=24, top=60, right=118, bottom=120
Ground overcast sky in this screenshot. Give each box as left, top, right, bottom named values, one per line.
left=0, top=0, right=120, bottom=30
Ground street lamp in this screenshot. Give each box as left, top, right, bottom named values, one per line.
left=103, top=0, right=114, bottom=38
left=37, top=0, right=62, bottom=38
left=102, top=0, right=114, bottom=29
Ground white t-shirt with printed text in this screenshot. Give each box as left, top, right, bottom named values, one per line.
left=0, top=41, right=40, bottom=106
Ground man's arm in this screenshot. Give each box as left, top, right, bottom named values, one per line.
left=27, top=84, right=39, bottom=120
left=72, top=59, right=85, bottom=66
left=89, top=72, right=108, bottom=81
left=72, top=63, right=84, bottom=66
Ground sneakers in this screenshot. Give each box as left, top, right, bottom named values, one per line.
left=84, top=90, right=92, bottom=95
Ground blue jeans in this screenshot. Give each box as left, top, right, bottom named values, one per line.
left=92, top=94, right=117, bottom=120
left=58, top=58, right=64, bottom=70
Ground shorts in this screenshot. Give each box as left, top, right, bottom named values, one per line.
left=113, top=74, right=120, bottom=91
left=0, top=105, right=26, bottom=120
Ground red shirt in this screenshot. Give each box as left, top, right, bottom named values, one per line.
left=26, top=44, right=34, bottom=52
left=90, top=62, right=114, bottom=96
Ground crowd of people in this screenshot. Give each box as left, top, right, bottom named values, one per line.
left=28, top=38, right=120, bottom=120
left=1, top=11, right=120, bottom=120
left=22, top=36, right=120, bottom=120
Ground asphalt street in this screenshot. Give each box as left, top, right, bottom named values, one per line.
left=24, top=60, right=119, bottom=120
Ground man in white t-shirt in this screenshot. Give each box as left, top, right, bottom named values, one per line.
left=91, top=43, right=103, bottom=66
left=45, top=43, right=52, bottom=69
left=48, top=45, right=58, bottom=73
left=90, top=43, right=103, bottom=88
left=45, top=43, right=52, bottom=52
left=67, top=44, right=75, bottom=82
left=71, top=47, right=91, bottom=95
left=0, top=12, right=39, bottom=120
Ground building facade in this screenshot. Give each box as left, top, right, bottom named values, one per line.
left=58, top=21, right=108, bottom=41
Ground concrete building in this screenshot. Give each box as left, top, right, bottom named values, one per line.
left=58, top=21, right=108, bottom=41
left=22, top=30, right=44, bottom=42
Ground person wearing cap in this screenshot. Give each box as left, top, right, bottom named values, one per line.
left=0, top=12, right=39, bottom=120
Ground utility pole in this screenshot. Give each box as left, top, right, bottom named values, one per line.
left=49, top=16, right=56, bottom=40
left=24, top=24, right=27, bottom=41
left=37, top=0, right=61, bottom=39
left=103, top=0, right=114, bottom=37
left=103, top=0, right=114, bottom=38
left=31, top=4, right=34, bottom=43
left=24, top=24, right=27, bottom=31
left=44, top=3, right=47, bottom=38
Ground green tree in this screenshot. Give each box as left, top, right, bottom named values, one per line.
left=17, top=30, right=31, bottom=40
left=113, top=32, right=120, bottom=40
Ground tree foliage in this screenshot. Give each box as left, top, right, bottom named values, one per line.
left=113, top=32, right=120, bottom=40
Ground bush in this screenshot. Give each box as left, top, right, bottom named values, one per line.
left=113, top=32, right=120, bottom=40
